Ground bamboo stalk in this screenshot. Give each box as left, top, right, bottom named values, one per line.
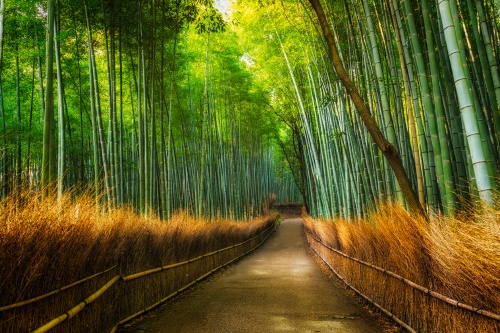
left=41, top=0, right=56, bottom=198
left=307, top=0, right=426, bottom=218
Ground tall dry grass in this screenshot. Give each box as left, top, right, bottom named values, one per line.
left=303, top=203, right=500, bottom=332
left=0, top=190, right=277, bottom=332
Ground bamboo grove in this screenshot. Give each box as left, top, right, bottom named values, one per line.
left=0, top=0, right=300, bottom=220
left=239, top=0, right=500, bottom=218
left=1, top=0, right=499, bottom=221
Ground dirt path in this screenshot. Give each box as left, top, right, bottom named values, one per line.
left=118, top=218, right=387, bottom=333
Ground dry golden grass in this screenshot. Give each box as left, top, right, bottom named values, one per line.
left=0, top=190, right=277, bottom=332
left=303, top=203, right=500, bottom=332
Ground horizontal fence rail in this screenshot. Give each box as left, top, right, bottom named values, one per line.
left=23, top=220, right=279, bottom=333
left=305, top=229, right=500, bottom=332
left=305, top=234, right=416, bottom=333
left=109, top=223, right=277, bottom=333
left=122, top=224, right=275, bottom=282
left=0, top=265, right=118, bottom=312
left=306, top=231, right=500, bottom=322
left=31, top=276, right=122, bottom=333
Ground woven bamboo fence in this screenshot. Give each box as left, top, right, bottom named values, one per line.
left=305, top=230, right=500, bottom=332
left=0, top=219, right=279, bottom=333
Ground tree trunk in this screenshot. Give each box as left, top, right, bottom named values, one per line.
left=307, top=0, right=426, bottom=218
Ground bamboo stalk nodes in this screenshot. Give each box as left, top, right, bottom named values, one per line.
left=437, top=0, right=495, bottom=205
left=41, top=0, right=56, bottom=198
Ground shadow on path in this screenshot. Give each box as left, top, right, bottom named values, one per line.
left=118, top=218, right=387, bottom=333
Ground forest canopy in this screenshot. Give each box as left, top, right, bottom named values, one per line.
left=1, top=0, right=499, bottom=219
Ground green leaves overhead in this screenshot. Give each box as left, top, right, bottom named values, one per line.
left=4, top=0, right=498, bottom=219
left=0, top=0, right=299, bottom=218
left=235, top=0, right=499, bottom=217
left=195, top=9, right=226, bottom=33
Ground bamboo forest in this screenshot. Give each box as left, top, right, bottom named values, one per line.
left=1, top=0, right=500, bottom=332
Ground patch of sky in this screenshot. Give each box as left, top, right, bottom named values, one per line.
left=240, top=52, right=255, bottom=67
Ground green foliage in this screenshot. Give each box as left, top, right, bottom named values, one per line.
left=0, top=0, right=299, bottom=218
left=13, top=0, right=498, bottom=219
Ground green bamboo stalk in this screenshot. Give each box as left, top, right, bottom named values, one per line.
left=448, top=0, right=497, bottom=187
left=137, top=0, right=146, bottom=214
left=149, top=12, right=157, bottom=214
left=84, top=2, right=100, bottom=204
left=0, top=0, right=5, bottom=199
left=430, top=8, right=468, bottom=200
left=109, top=2, right=120, bottom=205
left=400, top=0, right=449, bottom=213
left=475, top=0, right=500, bottom=150
left=199, top=30, right=210, bottom=217
left=437, top=0, right=494, bottom=205
left=387, top=0, right=424, bottom=206
left=85, top=2, right=111, bottom=210
left=361, top=0, right=396, bottom=144
left=308, top=0, right=426, bottom=217
left=41, top=0, right=56, bottom=198
left=392, top=0, right=435, bottom=209
left=27, top=59, right=36, bottom=180
left=118, top=22, right=125, bottom=204
left=15, top=44, right=21, bottom=194
left=54, top=16, right=65, bottom=200
left=71, top=13, right=85, bottom=185
left=422, top=0, right=456, bottom=213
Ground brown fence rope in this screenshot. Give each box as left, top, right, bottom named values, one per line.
left=123, top=222, right=276, bottom=282
left=0, top=265, right=118, bottom=312
left=30, top=220, right=279, bottom=333
left=109, top=222, right=278, bottom=333
left=306, top=230, right=500, bottom=322
left=31, top=275, right=121, bottom=333
left=306, top=234, right=417, bottom=333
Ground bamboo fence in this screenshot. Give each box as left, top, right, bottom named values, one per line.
left=1, top=220, right=279, bottom=333
left=0, top=265, right=117, bottom=312
left=305, top=230, right=500, bottom=332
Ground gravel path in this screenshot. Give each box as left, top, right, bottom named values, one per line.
left=118, top=218, right=387, bottom=333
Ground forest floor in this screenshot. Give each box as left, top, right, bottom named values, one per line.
left=117, top=218, right=393, bottom=333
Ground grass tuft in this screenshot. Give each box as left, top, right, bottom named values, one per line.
left=303, top=203, right=500, bottom=332
left=0, top=190, right=277, bottom=332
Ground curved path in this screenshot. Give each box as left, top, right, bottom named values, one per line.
left=118, top=218, right=386, bottom=332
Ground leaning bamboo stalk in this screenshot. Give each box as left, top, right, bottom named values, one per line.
left=306, top=231, right=500, bottom=322
left=307, top=0, right=426, bottom=218
left=31, top=275, right=121, bottom=333
left=0, top=265, right=117, bottom=312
